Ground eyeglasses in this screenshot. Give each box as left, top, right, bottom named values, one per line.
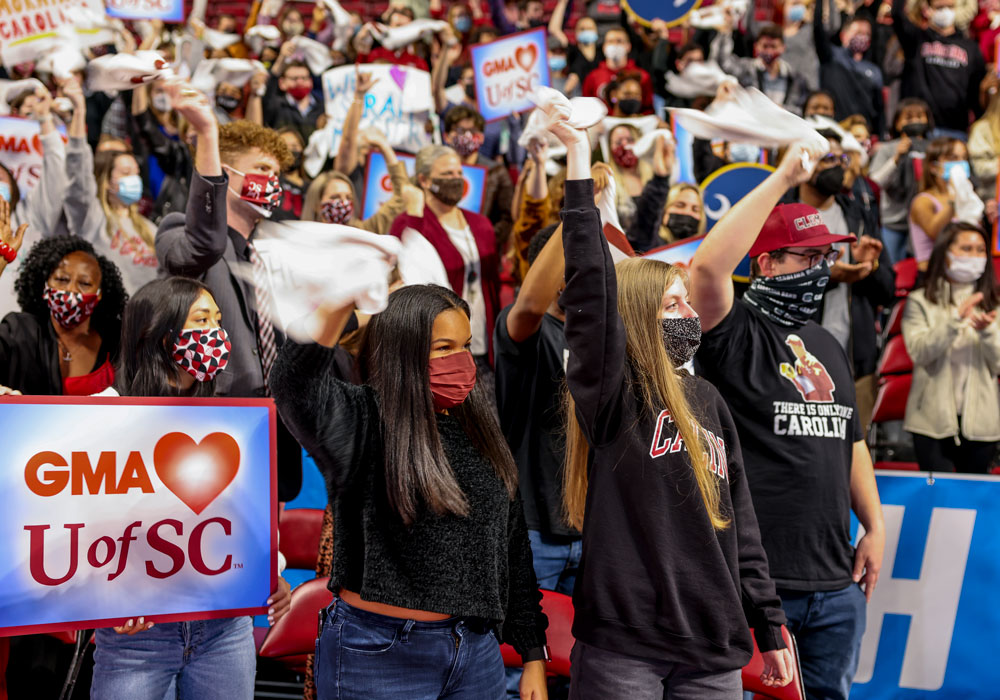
left=775, top=249, right=841, bottom=267
left=820, top=153, right=851, bottom=167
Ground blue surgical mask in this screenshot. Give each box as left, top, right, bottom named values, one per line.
left=454, top=15, right=472, bottom=33
left=729, top=143, right=761, bottom=163
left=577, top=29, right=599, bottom=45
left=116, top=175, right=143, bottom=205
left=786, top=4, right=806, bottom=22
left=549, top=55, right=567, bottom=71
left=942, top=160, right=971, bottom=181
left=0, top=182, right=11, bottom=203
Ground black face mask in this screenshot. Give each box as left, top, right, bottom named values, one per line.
left=216, top=94, right=240, bottom=113
left=289, top=151, right=303, bottom=171
left=430, top=177, right=465, bottom=206
left=666, top=213, right=700, bottom=239
left=661, top=317, right=702, bottom=367
left=743, top=260, right=831, bottom=327
left=812, top=165, right=845, bottom=197
left=464, top=82, right=476, bottom=99
left=617, top=98, right=642, bottom=115
left=901, top=122, right=929, bottom=138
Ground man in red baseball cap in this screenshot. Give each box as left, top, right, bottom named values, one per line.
left=688, top=142, right=885, bottom=700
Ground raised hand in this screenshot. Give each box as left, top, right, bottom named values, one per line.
left=851, top=235, right=883, bottom=264
left=164, top=79, right=216, bottom=135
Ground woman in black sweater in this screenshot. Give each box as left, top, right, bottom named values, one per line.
left=544, top=105, right=793, bottom=699
left=269, top=285, right=549, bottom=700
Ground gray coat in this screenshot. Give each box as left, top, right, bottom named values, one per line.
left=155, top=171, right=271, bottom=399
left=155, top=171, right=302, bottom=499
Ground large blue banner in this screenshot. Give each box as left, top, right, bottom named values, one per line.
left=0, top=397, right=277, bottom=636
left=851, top=472, right=1000, bottom=698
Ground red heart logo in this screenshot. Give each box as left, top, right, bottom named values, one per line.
left=153, top=433, right=240, bottom=515
left=515, top=44, right=537, bottom=73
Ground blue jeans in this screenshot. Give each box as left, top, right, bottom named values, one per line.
left=778, top=584, right=866, bottom=700
left=91, top=617, right=255, bottom=700
left=528, top=529, right=582, bottom=595
left=506, top=530, right=582, bottom=697
left=881, top=225, right=910, bottom=267
left=314, top=597, right=505, bottom=700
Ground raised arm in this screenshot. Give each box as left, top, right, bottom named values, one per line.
left=549, top=104, right=627, bottom=444
left=245, top=70, right=268, bottom=126
left=689, top=143, right=819, bottom=332
left=548, top=0, right=570, bottom=46
left=155, top=82, right=228, bottom=275
left=431, top=36, right=456, bottom=114
left=506, top=214, right=561, bottom=342
left=335, top=69, right=376, bottom=178
left=891, top=0, right=921, bottom=51
left=813, top=0, right=833, bottom=64
left=26, top=83, right=69, bottom=238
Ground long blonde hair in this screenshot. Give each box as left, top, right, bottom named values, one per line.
left=95, top=152, right=154, bottom=248
left=563, top=258, right=729, bottom=531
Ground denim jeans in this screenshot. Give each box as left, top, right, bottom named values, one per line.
left=569, top=640, right=742, bottom=700
left=880, top=225, right=909, bottom=267
left=314, top=597, right=505, bottom=700
left=91, top=616, right=255, bottom=700
left=778, top=584, right=867, bottom=700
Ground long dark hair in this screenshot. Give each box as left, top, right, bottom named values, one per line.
left=114, top=277, right=219, bottom=397
left=15, top=236, right=127, bottom=358
left=923, top=222, right=999, bottom=311
left=358, top=285, right=518, bottom=526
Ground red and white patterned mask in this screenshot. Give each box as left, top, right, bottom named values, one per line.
left=226, top=166, right=283, bottom=216
left=43, top=286, right=99, bottom=329
left=172, top=327, right=232, bottom=382
left=320, top=198, right=354, bottom=224
left=447, top=130, right=484, bottom=158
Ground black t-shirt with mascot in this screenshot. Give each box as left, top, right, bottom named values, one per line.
left=696, top=300, right=863, bottom=592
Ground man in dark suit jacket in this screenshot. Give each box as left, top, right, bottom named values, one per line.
left=155, top=114, right=304, bottom=500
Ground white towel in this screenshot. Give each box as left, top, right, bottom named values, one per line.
left=322, top=0, right=357, bottom=52
left=190, top=58, right=265, bottom=96
left=288, top=35, right=334, bottom=75
left=87, top=51, right=173, bottom=92
left=370, top=19, right=448, bottom=50
left=246, top=220, right=402, bottom=340
left=670, top=86, right=827, bottom=164
left=397, top=227, right=451, bottom=289
left=688, top=0, right=748, bottom=29
left=664, top=61, right=734, bottom=99
left=303, top=123, right=334, bottom=178
left=949, top=166, right=985, bottom=224
left=36, top=45, right=87, bottom=80
left=200, top=26, right=242, bottom=51
left=630, top=128, right=674, bottom=158
left=245, top=24, right=283, bottom=55
left=806, top=114, right=868, bottom=167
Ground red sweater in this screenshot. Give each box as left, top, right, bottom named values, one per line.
left=582, top=59, right=654, bottom=113
left=389, top=206, right=500, bottom=360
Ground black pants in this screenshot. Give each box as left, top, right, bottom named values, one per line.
left=911, top=433, right=998, bottom=474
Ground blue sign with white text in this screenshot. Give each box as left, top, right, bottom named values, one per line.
left=850, top=472, right=1000, bottom=698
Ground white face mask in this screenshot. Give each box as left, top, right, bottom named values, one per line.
left=930, top=7, right=955, bottom=28
left=946, top=251, right=987, bottom=284
left=604, top=44, right=627, bottom=63
left=151, top=92, right=172, bottom=112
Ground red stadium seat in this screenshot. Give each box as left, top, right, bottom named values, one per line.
left=884, top=299, right=905, bottom=339
left=874, top=461, right=920, bottom=471
left=501, top=589, right=575, bottom=677
left=877, top=335, right=913, bottom=376
left=259, top=577, right=334, bottom=672
left=871, top=374, right=912, bottom=424
left=893, top=258, right=918, bottom=297
left=278, top=507, right=325, bottom=571
left=742, top=626, right=806, bottom=700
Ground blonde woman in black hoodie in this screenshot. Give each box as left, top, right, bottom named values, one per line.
left=545, top=105, right=794, bottom=699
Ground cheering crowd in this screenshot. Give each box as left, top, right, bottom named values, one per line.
left=1, top=0, right=999, bottom=697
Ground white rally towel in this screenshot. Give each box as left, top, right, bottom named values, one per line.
left=322, top=0, right=357, bottom=51
left=245, top=220, right=402, bottom=340
left=806, top=115, right=869, bottom=168
left=688, top=0, right=749, bottom=29
left=664, top=61, right=734, bottom=99
left=303, top=123, right=334, bottom=178
left=245, top=24, right=283, bottom=55
left=190, top=58, right=265, bottom=96
left=670, top=85, right=827, bottom=166
left=0, top=79, right=45, bottom=114
left=370, top=19, right=449, bottom=50
left=949, top=164, right=985, bottom=224
left=200, top=26, right=242, bottom=51
left=397, top=227, right=451, bottom=289
left=630, top=128, right=674, bottom=159
left=288, top=35, right=334, bottom=75
left=36, top=45, right=87, bottom=80
left=87, top=51, right=174, bottom=92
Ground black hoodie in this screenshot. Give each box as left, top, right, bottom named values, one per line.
left=560, top=178, right=786, bottom=669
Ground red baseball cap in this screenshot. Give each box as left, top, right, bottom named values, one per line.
left=748, top=203, right=856, bottom=258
